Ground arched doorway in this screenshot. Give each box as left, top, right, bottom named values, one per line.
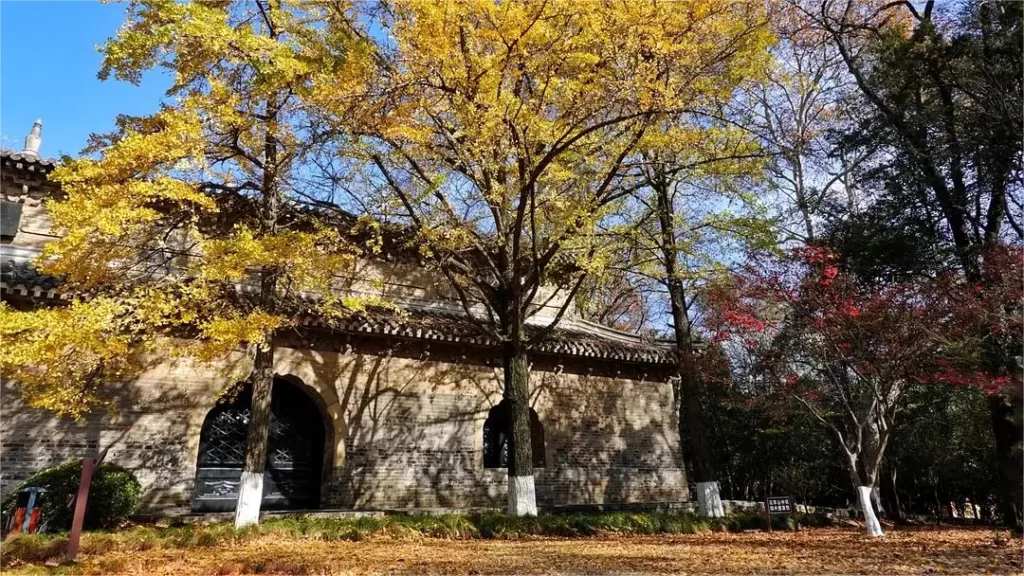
left=192, top=378, right=326, bottom=512
left=482, top=400, right=545, bottom=469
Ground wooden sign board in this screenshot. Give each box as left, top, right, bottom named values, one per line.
left=767, top=496, right=795, bottom=515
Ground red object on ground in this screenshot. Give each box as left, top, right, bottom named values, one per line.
left=65, top=458, right=97, bottom=562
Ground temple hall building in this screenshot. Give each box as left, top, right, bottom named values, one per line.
left=0, top=122, right=688, bottom=516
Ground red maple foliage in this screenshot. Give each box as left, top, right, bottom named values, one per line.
left=705, top=245, right=1023, bottom=397
left=923, top=244, right=1024, bottom=395
left=702, top=244, right=1023, bottom=501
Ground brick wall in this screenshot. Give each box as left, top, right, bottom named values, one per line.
left=1, top=344, right=688, bottom=515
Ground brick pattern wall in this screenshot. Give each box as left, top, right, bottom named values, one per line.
left=1, top=345, right=687, bottom=515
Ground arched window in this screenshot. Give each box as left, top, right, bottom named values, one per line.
left=483, top=400, right=544, bottom=468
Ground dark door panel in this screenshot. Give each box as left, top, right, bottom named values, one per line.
left=193, top=380, right=325, bottom=512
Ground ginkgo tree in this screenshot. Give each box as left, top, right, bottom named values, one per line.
left=624, top=125, right=770, bottom=518
left=0, top=0, right=376, bottom=528
left=312, top=0, right=773, bottom=515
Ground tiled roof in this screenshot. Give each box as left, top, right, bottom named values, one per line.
left=302, top=308, right=675, bottom=364
left=1, top=150, right=57, bottom=171
left=0, top=258, right=66, bottom=300
left=0, top=259, right=674, bottom=365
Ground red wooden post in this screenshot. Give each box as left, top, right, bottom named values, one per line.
left=65, top=458, right=96, bottom=562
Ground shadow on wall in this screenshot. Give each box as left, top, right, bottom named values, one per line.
left=299, top=347, right=506, bottom=509
left=297, top=343, right=686, bottom=510
left=2, top=342, right=686, bottom=514
left=536, top=369, right=687, bottom=507
left=0, top=373, right=196, bottom=513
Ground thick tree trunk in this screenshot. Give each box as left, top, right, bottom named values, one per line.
left=858, top=486, right=885, bottom=537
left=235, top=343, right=274, bottom=528
left=679, top=343, right=721, bottom=516
left=651, top=169, right=721, bottom=516
left=504, top=345, right=536, bottom=516
left=859, top=416, right=890, bottom=521
left=847, top=453, right=884, bottom=537
left=988, top=391, right=1023, bottom=529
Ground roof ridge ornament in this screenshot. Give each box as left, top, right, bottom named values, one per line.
left=22, top=118, right=42, bottom=158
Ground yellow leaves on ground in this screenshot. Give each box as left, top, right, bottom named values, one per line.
left=0, top=300, right=145, bottom=420
left=4, top=528, right=1018, bottom=575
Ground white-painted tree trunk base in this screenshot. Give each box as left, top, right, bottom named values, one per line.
left=234, top=471, right=264, bottom=528
left=858, top=486, right=884, bottom=537
left=508, top=475, right=538, bottom=516
left=696, top=481, right=725, bottom=518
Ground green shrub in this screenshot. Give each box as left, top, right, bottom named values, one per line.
left=656, top=513, right=709, bottom=534
left=469, top=511, right=522, bottom=538
left=1, top=460, right=141, bottom=532
left=792, top=511, right=834, bottom=528
left=568, top=513, right=600, bottom=536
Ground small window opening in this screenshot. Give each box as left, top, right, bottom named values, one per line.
left=483, top=399, right=544, bottom=468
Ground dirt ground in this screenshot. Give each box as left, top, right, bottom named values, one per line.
left=6, top=527, right=1022, bottom=575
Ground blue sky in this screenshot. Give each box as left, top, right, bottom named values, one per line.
left=1, top=1, right=171, bottom=158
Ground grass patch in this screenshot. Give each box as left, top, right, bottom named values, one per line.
left=0, top=510, right=836, bottom=567
left=1, top=534, right=68, bottom=564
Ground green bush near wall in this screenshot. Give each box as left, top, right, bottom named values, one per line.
left=1, top=460, right=141, bottom=532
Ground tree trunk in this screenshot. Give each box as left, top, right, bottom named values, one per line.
left=871, top=486, right=885, bottom=518
left=235, top=84, right=281, bottom=528
left=504, top=344, right=536, bottom=516
left=988, top=391, right=1023, bottom=529
left=235, top=343, right=274, bottom=528
left=847, top=454, right=884, bottom=537
left=977, top=493, right=990, bottom=522
left=882, top=464, right=903, bottom=523
left=651, top=167, right=721, bottom=517
left=678, top=331, right=721, bottom=516
left=791, top=153, right=816, bottom=243
left=858, top=486, right=885, bottom=537
left=860, top=417, right=890, bottom=521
